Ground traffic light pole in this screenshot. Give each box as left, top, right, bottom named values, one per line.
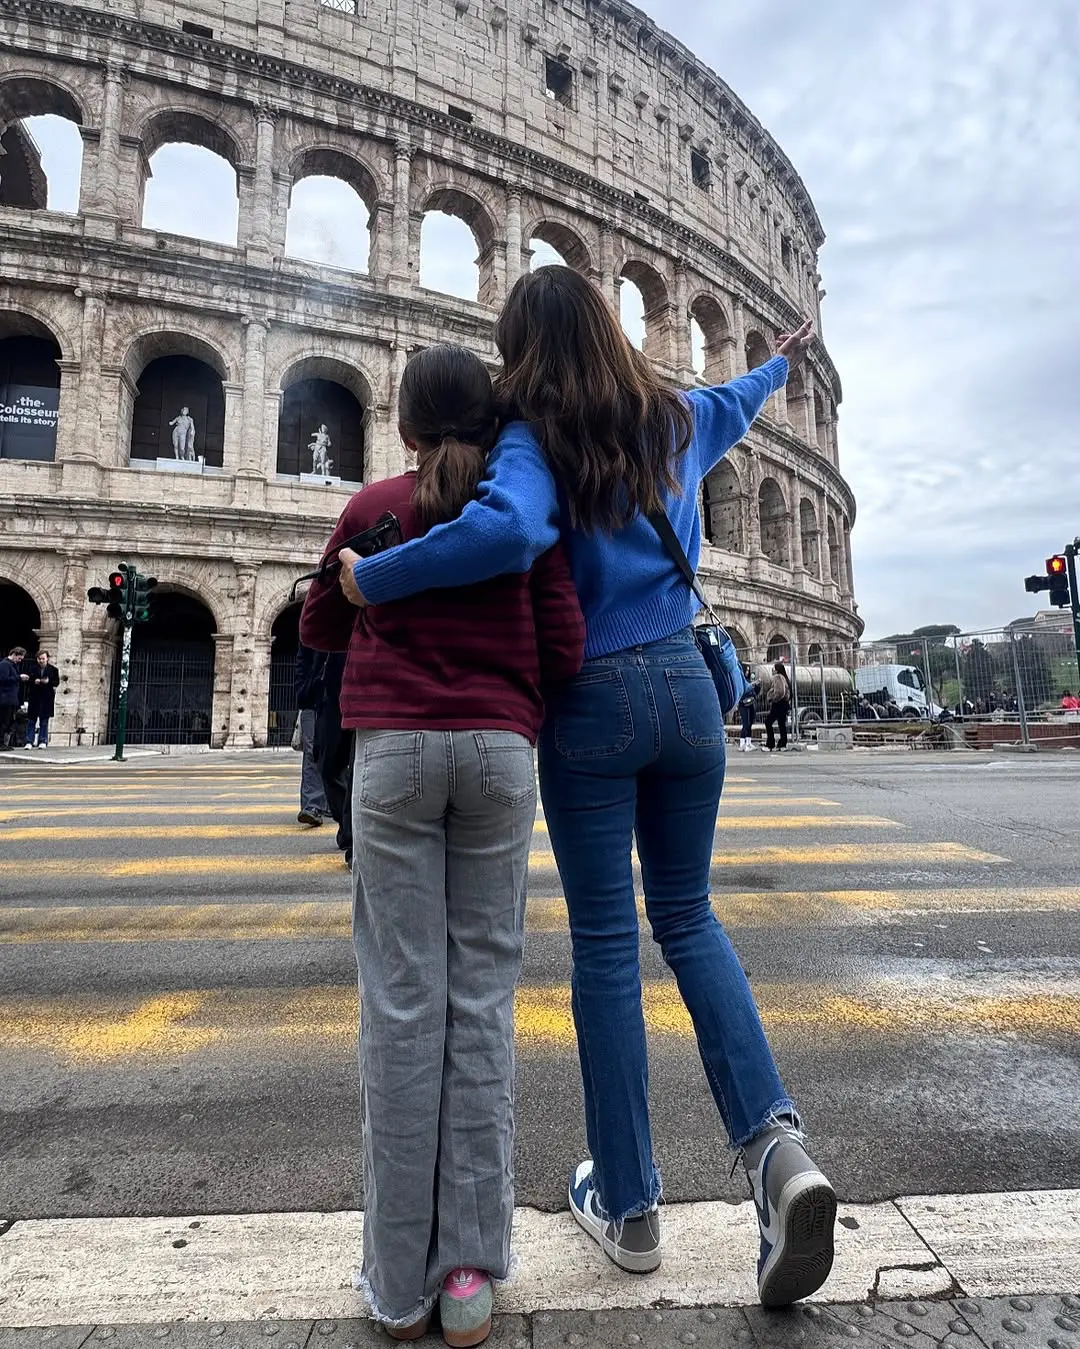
left=112, top=619, right=133, bottom=763
left=1067, top=542, right=1080, bottom=690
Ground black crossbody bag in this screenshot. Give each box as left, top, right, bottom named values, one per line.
left=648, top=509, right=750, bottom=716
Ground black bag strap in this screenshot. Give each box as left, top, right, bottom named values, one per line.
left=647, top=508, right=719, bottom=622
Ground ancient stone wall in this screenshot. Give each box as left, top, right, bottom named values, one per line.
left=0, top=0, right=861, bottom=747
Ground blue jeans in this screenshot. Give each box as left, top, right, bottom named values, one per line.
left=25, top=714, right=49, bottom=746
left=538, top=627, right=795, bottom=1221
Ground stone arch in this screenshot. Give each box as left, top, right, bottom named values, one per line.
left=827, top=515, right=841, bottom=584
left=418, top=183, right=500, bottom=304
left=758, top=476, right=790, bottom=566
left=807, top=641, right=824, bottom=663
left=276, top=353, right=370, bottom=482
left=814, top=388, right=828, bottom=448
left=799, top=496, right=820, bottom=577
left=143, top=572, right=229, bottom=637
left=0, top=74, right=85, bottom=131
left=266, top=599, right=303, bottom=746
left=766, top=632, right=792, bottom=663
left=701, top=458, right=744, bottom=553
left=0, top=300, right=76, bottom=362
left=745, top=328, right=772, bottom=371
left=0, top=309, right=65, bottom=463
left=285, top=146, right=383, bottom=275
left=689, top=292, right=732, bottom=383
left=619, top=258, right=670, bottom=360
left=0, top=558, right=60, bottom=637
left=120, top=329, right=231, bottom=469
left=138, top=108, right=243, bottom=245
left=525, top=218, right=593, bottom=274
left=0, top=578, right=44, bottom=658
left=725, top=624, right=751, bottom=658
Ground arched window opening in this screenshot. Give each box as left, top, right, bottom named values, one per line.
left=267, top=602, right=302, bottom=747
left=701, top=460, right=744, bottom=553
left=420, top=211, right=479, bottom=301
left=758, top=478, right=789, bottom=567
left=619, top=276, right=646, bottom=350
left=620, top=272, right=644, bottom=348
left=814, top=390, right=828, bottom=448
left=766, top=633, right=792, bottom=664
left=827, top=517, right=841, bottom=584
left=277, top=366, right=366, bottom=483
left=130, top=353, right=226, bottom=468
left=745, top=330, right=772, bottom=371
left=0, top=316, right=62, bottom=462
left=1, top=115, right=83, bottom=211
left=726, top=625, right=751, bottom=659
left=143, top=143, right=239, bottom=245
left=286, top=176, right=370, bottom=272
left=110, top=590, right=216, bottom=746
left=529, top=237, right=568, bottom=270
left=689, top=296, right=731, bottom=384
left=808, top=642, right=824, bottom=664
left=799, top=498, right=820, bottom=577
left=0, top=581, right=42, bottom=659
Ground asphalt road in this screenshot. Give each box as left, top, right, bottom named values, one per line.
left=1, top=747, right=1078, bottom=1222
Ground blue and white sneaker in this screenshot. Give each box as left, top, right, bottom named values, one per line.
left=568, top=1160, right=662, bottom=1274
left=745, top=1126, right=836, bottom=1306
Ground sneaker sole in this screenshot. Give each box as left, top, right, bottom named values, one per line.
left=758, top=1175, right=836, bottom=1308
left=568, top=1185, right=662, bottom=1275
left=441, top=1317, right=492, bottom=1348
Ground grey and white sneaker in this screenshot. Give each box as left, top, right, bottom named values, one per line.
left=744, top=1124, right=836, bottom=1307
left=568, top=1160, right=661, bottom=1274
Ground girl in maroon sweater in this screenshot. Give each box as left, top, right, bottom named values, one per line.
left=301, top=346, right=583, bottom=1346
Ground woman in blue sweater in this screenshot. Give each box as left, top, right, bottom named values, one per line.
left=340, top=267, right=836, bottom=1307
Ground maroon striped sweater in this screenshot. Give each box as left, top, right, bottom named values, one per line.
left=299, top=473, right=585, bottom=743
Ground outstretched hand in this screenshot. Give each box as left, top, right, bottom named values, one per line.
left=337, top=547, right=368, bottom=608
left=777, top=319, right=814, bottom=368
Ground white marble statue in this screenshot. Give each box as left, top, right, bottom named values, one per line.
left=169, top=406, right=196, bottom=461
left=308, top=424, right=333, bottom=476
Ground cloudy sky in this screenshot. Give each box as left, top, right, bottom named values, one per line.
left=22, top=0, right=1079, bottom=638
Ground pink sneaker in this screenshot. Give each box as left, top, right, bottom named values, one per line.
left=438, top=1268, right=492, bottom=1348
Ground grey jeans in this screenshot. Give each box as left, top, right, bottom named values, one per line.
left=351, top=728, right=536, bottom=1327
left=300, top=709, right=328, bottom=815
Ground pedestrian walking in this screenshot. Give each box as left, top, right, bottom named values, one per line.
left=0, top=646, right=27, bottom=750
left=738, top=666, right=759, bottom=751
left=24, top=649, right=59, bottom=748
left=294, top=644, right=329, bottom=827
left=301, top=343, right=584, bottom=1345
left=341, top=268, right=837, bottom=1308
left=764, top=661, right=792, bottom=752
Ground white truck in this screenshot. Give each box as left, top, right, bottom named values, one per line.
left=853, top=664, right=942, bottom=719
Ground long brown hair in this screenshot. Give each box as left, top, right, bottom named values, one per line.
left=494, top=265, right=694, bottom=533
left=399, top=344, right=498, bottom=533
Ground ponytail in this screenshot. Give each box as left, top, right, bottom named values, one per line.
left=411, top=435, right=488, bottom=533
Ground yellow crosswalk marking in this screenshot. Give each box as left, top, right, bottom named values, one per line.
left=2, top=980, right=1076, bottom=1063
left=3, top=887, right=1075, bottom=945
left=0, top=841, right=1006, bottom=878
left=0, top=797, right=848, bottom=822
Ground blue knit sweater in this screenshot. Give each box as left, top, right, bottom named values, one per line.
left=353, top=356, right=789, bottom=659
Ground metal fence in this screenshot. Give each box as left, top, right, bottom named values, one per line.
left=726, top=622, right=1080, bottom=749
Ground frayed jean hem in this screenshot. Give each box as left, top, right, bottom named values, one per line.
left=592, top=1164, right=664, bottom=1225
left=732, top=1099, right=802, bottom=1151
left=352, top=1268, right=437, bottom=1330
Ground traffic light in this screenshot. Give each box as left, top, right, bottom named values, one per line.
left=1047, top=555, right=1070, bottom=608
left=133, top=573, right=157, bottom=623
left=106, top=567, right=131, bottom=620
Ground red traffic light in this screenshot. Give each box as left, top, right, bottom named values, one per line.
left=1048, top=555, right=1067, bottom=576
left=109, top=571, right=125, bottom=589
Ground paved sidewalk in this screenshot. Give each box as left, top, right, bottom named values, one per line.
left=3, top=1297, right=1080, bottom=1349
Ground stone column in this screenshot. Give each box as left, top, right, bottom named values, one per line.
left=225, top=564, right=259, bottom=748
left=85, top=63, right=125, bottom=219
left=249, top=636, right=273, bottom=748
left=246, top=107, right=278, bottom=259
left=49, top=553, right=89, bottom=743
left=238, top=316, right=269, bottom=476
left=790, top=478, right=805, bottom=575
left=221, top=381, right=245, bottom=476
left=368, top=199, right=394, bottom=279
left=380, top=340, right=409, bottom=479
left=79, top=627, right=118, bottom=744
left=505, top=186, right=523, bottom=291
left=60, top=289, right=107, bottom=493
left=841, top=522, right=855, bottom=601
left=390, top=141, right=413, bottom=284
left=599, top=223, right=617, bottom=308
left=746, top=452, right=763, bottom=559
left=210, top=633, right=235, bottom=750
left=673, top=263, right=694, bottom=384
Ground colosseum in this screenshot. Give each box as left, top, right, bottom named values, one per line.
left=0, top=0, right=861, bottom=748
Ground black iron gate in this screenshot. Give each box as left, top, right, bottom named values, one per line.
left=109, top=639, right=214, bottom=745
left=267, top=641, right=298, bottom=746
